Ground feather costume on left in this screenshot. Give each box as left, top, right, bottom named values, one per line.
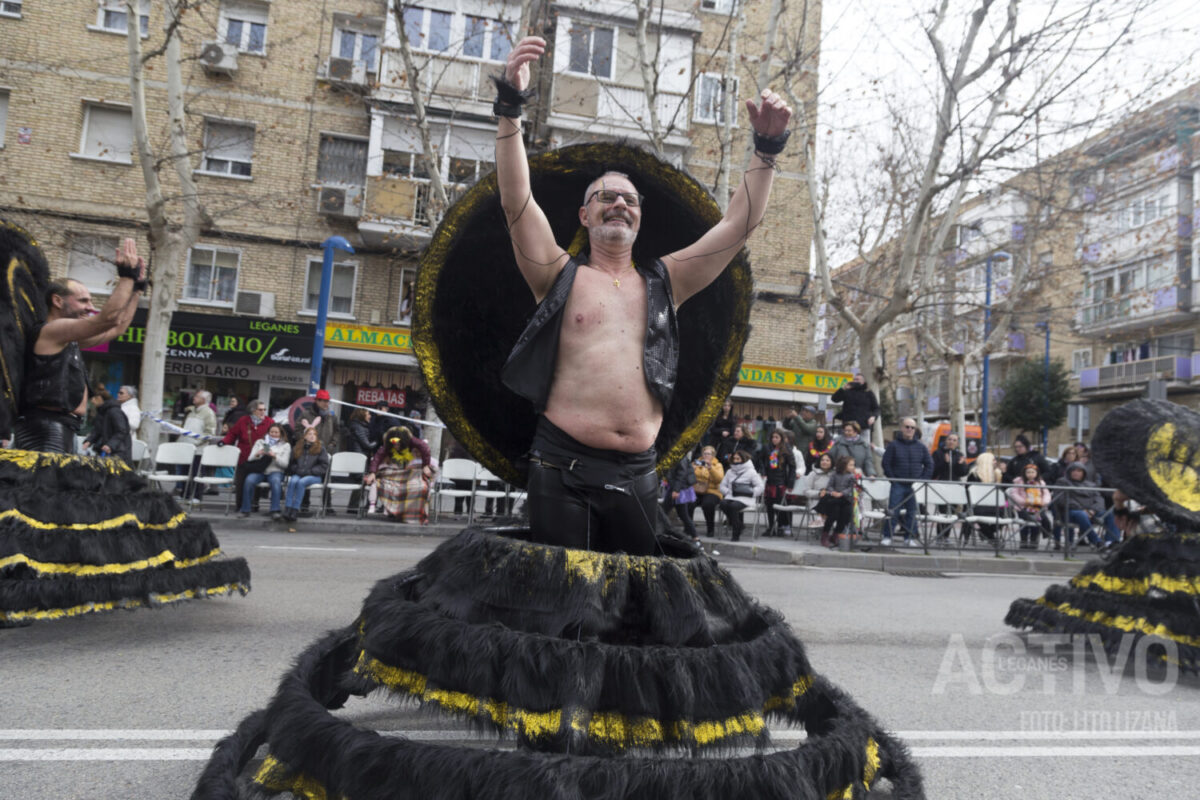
left=0, top=222, right=250, bottom=625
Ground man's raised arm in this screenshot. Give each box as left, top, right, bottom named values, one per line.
left=664, top=90, right=792, bottom=306
left=43, top=238, right=146, bottom=351
left=494, top=36, right=567, bottom=303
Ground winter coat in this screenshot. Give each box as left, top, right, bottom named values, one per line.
left=248, top=436, right=291, bottom=475
left=290, top=443, right=330, bottom=479
left=693, top=459, right=725, bottom=498
left=121, top=398, right=141, bottom=433
left=344, top=419, right=375, bottom=456
left=783, top=414, right=818, bottom=452
left=803, top=467, right=833, bottom=501
left=831, top=382, right=879, bottom=428
left=930, top=444, right=968, bottom=481
left=1007, top=477, right=1051, bottom=511
left=881, top=436, right=933, bottom=481
left=757, top=446, right=797, bottom=488
left=85, top=399, right=131, bottom=462
left=1054, top=463, right=1105, bottom=516
left=664, top=457, right=697, bottom=492
left=718, top=460, right=764, bottom=510
left=294, top=403, right=340, bottom=452
left=717, top=436, right=757, bottom=468
left=830, top=435, right=876, bottom=477
left=826, top=470, right=858, bottom=498
left=183, top=404, right=217, bottom=437
left=1003, top=449, right=1053, bottom=484
left=222, top=414, right=273, bottom=463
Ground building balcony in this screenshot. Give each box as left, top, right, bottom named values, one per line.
left=1074, top=286, right=1191, bottom=335
left=1075, top=215, right=1189, bottom=267
left=547, top=76, right=691, bottom=148
left=357, top=176, right=468, bottom=249
left=1078, top=354, right=1193, bottom=393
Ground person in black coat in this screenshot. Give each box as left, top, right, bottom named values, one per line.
left=1002, top=434, right=1054, bottom=484
left=368, top=400, right=393, bottom=449
left=343, top=407, right=375, bottom=513
left=661, top=455, right=699, bottom=546
left=831, top=373, right=879, bottom=432
left=756, top=428, right=797, bottom=537
left=83, top=387, right=131, bottom=464
left=931, top=432, right=969, bottom=482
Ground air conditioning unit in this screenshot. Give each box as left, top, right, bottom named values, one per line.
left=235, top=290, right=275, bottom=318
left=199, top=40, right=239, bottom=75
left=327, top=57, right=367, bottom=85
left=318, top=185, right=364, bottom=219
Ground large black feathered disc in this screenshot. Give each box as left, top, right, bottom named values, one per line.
left=0, top=221, right=51, bottom=437
left=413, top=143, right=752, bottom=487
left=1091, top=399, right=1200, bottom=527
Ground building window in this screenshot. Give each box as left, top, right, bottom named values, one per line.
left=317, top=135, right=367, bottom=186
left=184, top=247, right=239, bottom=305
left=701, top=0, right=737, bottom=11
left=303, top=258, right=356, bottom=316
left=463, top=15, right=513, bottom=61
left=201, top=121, right=254, bottom=177
left=94, top=0, right=149, bottom=36
left=1116, top=191, right=1171, bottom=231
left=0, top=90, right=7, bottom=148
left=403, top=6, right=451, bottom=52
left=396, top=267, right=416, bottom=325
left=382, top=149, right=430, bottom=179
left=695, top=73, right=737, bottom=124
left=1146, top=259, right=1174, bottom=289
left=66, top=234, right=119, bottom=292
left=335, top=27, right=379, bottom=70
left=76, top=103, right=133, bottom=163
left=0, top=0, right=21, bottom=19
left=567, top=24, right=614, bottom=79
left=1070, top=349, right=1092, bottom=374
left=220, top=1, right=268, bottom=54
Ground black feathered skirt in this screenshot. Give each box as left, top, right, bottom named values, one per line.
left=191, top=529, right=924, bottom=799
left=1006, top=532, right=1200, bottom=672
left=0, top=449, right=251, bottom=625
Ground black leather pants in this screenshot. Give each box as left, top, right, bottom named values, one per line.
left=13, top=412, right=80, bottom=454
left=526, top=417, right=660, bottom=555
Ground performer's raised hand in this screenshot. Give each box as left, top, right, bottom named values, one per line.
left=745, top=89, right=792, bottom=138
left=505, top=36, right=546, bottom=91
left=115, top=237, right=146, bottom=282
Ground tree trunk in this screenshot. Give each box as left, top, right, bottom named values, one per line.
left=947, top=353, right=966, bottom=441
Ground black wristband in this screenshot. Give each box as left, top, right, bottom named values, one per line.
left=490, top=74, right=535, bottom=119
left=116, top=262, right=139, bottom=280
left=752, top=130, right=790, bottom=155
left=133, top=279, right=149, bottom=293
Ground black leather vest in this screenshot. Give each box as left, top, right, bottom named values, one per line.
left=22, top=325, right=87, bottom=414
left=501, top=255, right=679, bottom=412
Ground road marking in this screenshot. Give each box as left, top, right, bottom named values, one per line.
left=254, top=545, right=358, bottom=552
left=892, top=730, right=1200, bottom=741
left=0, top=730, right=228, bottom=741
left=1, top=748, right=215, bottom=761
left=909, top=745, right=1200, bottom=758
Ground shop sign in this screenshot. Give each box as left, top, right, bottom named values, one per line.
left=326, top=322, right=412, bottom=354
left=737, top=363, right=851, bottom=394
left=164, top=361, right=309, bottom=386
left=111, top=310, right=315, bottom=366
left=355, top=387, right=407, bottom=408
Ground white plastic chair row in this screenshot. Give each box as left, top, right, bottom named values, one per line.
left=431, top=459, right=514, bottom=525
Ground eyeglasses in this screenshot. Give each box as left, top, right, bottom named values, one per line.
left=903, top=425, right=915, bottom=429
left=586, top=189, right=643, bottom=207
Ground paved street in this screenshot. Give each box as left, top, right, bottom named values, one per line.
left=2, top=527, right=1196, bottom=799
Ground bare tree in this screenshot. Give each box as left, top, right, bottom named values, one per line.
left=124, top=0, right=211, bottom=441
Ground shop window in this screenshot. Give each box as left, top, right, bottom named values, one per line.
left=220, top=0, right=268, bottom=54
left=567, top=23, right=614, bottom=79
left=66, top=233, right=120, bottom=293
left=200, top=120, right=254, bottom=178
left=317, top=135, right=367, bottom=186
left=303, top=257, right=356, bottom=317
left=74, top=102, right=133, bottom=163
left=92, top=0, right=149, bottom=36
left=695, top=73, right=737, bottom=125
left=184, top=246, right=239, bottom=305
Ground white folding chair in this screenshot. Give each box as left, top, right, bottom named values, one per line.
left=130, top=438, right=149, bottom=471
left=965, top=483, right=1021, bottom=553
left=772, top=477, right=808, bottom=538
left=433, top=459, right=478, bottom=523
left=324, top=451, right=369, bottom=518
left=918, top=481, right=970, bottom=546
left=144, top=441, right=197, bottom=495
left=858, top=478, right=892, bottom=536
left=473, top=465, right=511, bottom=522
left=191, top=444, right=242, bottom=514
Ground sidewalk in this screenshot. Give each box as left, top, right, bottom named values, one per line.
left=191, top=505, right=1085, bottom=578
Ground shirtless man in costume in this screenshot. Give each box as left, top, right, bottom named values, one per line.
left=14, top=238, right=145, bottom=453
left=495, top=37, right=791, bottom=554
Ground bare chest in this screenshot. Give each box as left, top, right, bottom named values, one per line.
left=559, top=267, right=647, bottom=342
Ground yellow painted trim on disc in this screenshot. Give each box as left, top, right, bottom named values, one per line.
left=1070, top=571, right=1200, bottom=597
left=0, top=547, right=219, bottom=577
left=0, top=581, right=248, bottom=623
left=1146, top=423, right=1200, bottom=512
left=0, top=507, right=188, bottom=532
left=1035, top=597, right=1200, bottom=648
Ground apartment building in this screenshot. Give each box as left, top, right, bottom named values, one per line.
left=0, top=0, right=823, bottom=427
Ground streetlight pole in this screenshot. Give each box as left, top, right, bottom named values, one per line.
left=309, top=235, right=355, bottom=394
left=980, top=250, right=1011, bottom=453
